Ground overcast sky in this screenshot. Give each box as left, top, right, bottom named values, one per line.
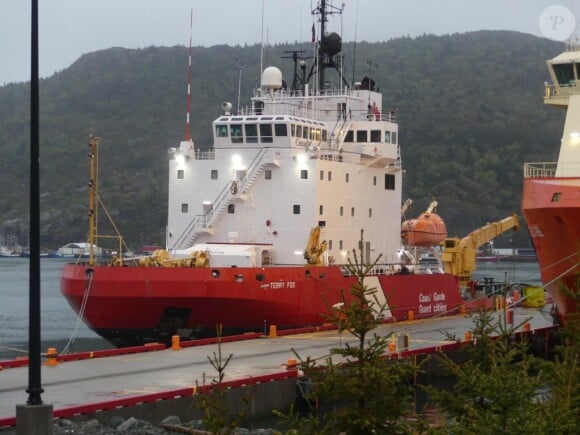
left=0, top=0, right=576, bottom=85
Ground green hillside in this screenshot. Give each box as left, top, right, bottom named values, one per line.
left=0, top=31, right=565, bottom=250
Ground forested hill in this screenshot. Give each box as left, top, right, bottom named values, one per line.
left=0, top=31, right=565, bottom=249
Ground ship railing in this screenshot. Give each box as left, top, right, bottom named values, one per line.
left=525, top=161, right=580, bottom=178
left=239, top=102, right=397, bottom=123
left=523, top=162, right=558, bottom=178
left=544, top=82, right=578, bottom=100
left=339, top=263, right=405, bottom=277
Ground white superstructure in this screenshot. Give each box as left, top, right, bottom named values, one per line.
left=166, top=2, right=403, bottom=267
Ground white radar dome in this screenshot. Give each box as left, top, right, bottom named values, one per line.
left=262, top=66, right=283, bottom=90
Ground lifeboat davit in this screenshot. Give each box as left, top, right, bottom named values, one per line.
left=401, top=200, right=447, bottom=247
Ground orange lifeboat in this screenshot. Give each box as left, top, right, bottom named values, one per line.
left=401, top=200, right=447, bottom=247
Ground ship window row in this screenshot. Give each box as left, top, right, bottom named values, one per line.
left=327, top=240, right=344, bottom=250
left=322, top=206, right=373, bottom=217
left=215, top=123, right=328, bottom=143
left=552, top=63, right=579, bottom=85
left=343, top=129, right=397, bottom=144
left=200, top=170, right=394, bottom=190
left=181, top=202, right=376, bottom=219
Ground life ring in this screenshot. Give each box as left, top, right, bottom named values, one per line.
left=230, top=181, right=238, bottom=195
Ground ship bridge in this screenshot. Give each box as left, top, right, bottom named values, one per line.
left=542, top=45, right=580, bottom=177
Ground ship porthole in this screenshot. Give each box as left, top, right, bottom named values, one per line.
left=211, top=270, right=220, bottom=278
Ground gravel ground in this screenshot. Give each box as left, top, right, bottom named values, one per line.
left=2, top=416, right=280, bottom=434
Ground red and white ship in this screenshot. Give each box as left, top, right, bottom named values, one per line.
left=522, top=44, right=580, bottom=323
left=61, top=1, right=479, bottom=347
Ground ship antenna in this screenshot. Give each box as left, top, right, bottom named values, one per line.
left=351, top=0, right=359, bottom=85
left=260, top=0, right=264, bottom=89
left=235, top=57, right=245, bottom=113
left=185, top=8, right=193, bottom=141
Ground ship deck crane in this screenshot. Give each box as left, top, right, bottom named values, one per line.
left=304, top=226, right=328, bottom=266
left=441, top=213, right=520, bottom=288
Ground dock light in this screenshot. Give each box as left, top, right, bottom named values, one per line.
left=294, top=250, right=303, bottom=255
left=570, top=132, right=580, bottom=139
left=232, top=154, right=244, bottom=170
left=296, top=153, right=308, bottom=165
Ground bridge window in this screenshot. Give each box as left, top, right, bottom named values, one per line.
left=177, top=169, right=184, bottom=179
left=260, top=124, right=273, bottom=143
left=344, top=130, right=354, bottom=142
left=265, top=169, right=272, bottom=180
left=392, top=132, right=397, bottom=144
left=357, top=130, right=368, bottom=142
left=384, top=131, right=391, bottom=143
left=370, top=130, right=381, bottom=142
left=296, top=125, right=303, bottom=138
left=328, top=171, right=332, bottom=181
left=373, top=176, right=377, bottom=186
left=301, top=169, right=308, bottom=179
left=231, top=124, right=243, bottom=143
left=216, top=125, right=228, bottom=137
left=228, top=204, right=235, bottom=214
left=329, top=240, right=333, bottom=250
left=291, top=124, right=296, bottom=137
left=293, top=204, right=301, bottom=214
left=322, top=129, right=328, bottom=141
left=181, top=203, right=188, bottom=213
left=351, top=207, right=355, bottom=217
left=211, top=170, right=218, bottom=180
left=339, top=240, right=343, bottom=250
left=245, top=124, right=258, bottom=143
left=340, top=206, right=344, bottom=216
left=385, top=174, right=395, bottom=190
left=345, top=173, right=349, bottom=183
left=319, top=205, right=324, bottom=215
left=553, top=63, right=575, bottom=85
left=275, top=124, right=288, bottom=136
left=320, top=170, right=324, bottom=180
left=369, top=208, right=373, bottom=218
left=302, top=126, right=309, bottom=139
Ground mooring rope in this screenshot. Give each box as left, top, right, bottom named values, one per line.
left=61, top=269, right=94, bottom=355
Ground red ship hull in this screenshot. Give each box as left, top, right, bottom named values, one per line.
left=521, top=177, right=580, bottom=322
left=61, top=264, right=465, bottom=346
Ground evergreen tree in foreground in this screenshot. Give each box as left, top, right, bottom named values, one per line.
left=284, top=230, right=419, bottom=434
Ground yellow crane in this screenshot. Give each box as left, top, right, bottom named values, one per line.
left=304, top=226, right=328, bottom=266
left=441, top=213, right=520, bottom=288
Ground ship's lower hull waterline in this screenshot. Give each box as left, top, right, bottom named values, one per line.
left=61, top=264, right=477, bottom=347
left=522, top=177, right=580, bottom=322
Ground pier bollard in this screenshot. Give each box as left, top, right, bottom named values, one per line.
left=464, top=331, right=472, bottom=342
left=407, top=310, right=414, bottom=321
left=171, top=335, right=181, bottom=351
left=286, top=358, right=297, bottom=370
left=45, top=347, right=59, bottom=366
left=388, top=336, right=397, bottom=353
left=269, top=325, right=277, bottom=337
left=523, top=322, right=531, bottom=332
